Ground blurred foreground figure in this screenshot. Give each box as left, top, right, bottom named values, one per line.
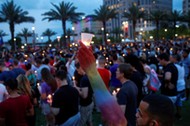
left=77, top=42, right=127, bottom=126
left=136, top=94, right=174, bottom=126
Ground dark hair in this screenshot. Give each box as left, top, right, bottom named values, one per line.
left=13, top=59, right=19, bottom=65
left=142, top=94, right=174, bottom=126
left=112, top=53, right=118, bottom=61
left=118, top=63, right=133, bottom=79
left=25, top=62, right=32, bottom=70
left=183, top=49, right=189, bottom=54
left=158, top=53, right=169, bottom=61
left=4, top=78, right=18, bottom=90
left=75, top=62, right=80, bottom=69
left=125, top=54, right=146, bottom=77
left=98, top=56, right=106, bottom=64
left=55, top=70, right=67, bottom=81
left=41, top=68, right=57, bottom=93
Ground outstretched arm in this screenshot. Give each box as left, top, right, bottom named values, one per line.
left=77, top=42, right=127, bottom=126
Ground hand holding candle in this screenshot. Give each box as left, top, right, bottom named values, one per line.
left=77, top=42, right=127, bottom=126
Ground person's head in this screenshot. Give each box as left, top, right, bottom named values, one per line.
left=13, top=59, right=19, bottom=66
left=170, top=54, right=181, bottom=63
left=17, top=74, right=31, bottom=96
left=4, top=78, right=18, bottom=93
left=158, top=53, right=170, bottom=66
left=55, top=70, right=67, bottom=87
left=136, top=94, right=174, bottom=126
left=118, top=56, right=125, bottom=64
left=98, top=56, right=106, bottom=67
left=25, top=62, right=32, bottom=71
left=182, top=49, right=189, bottom=58
left=116, top=63, right=133, bottom=81
left=0, top=60, right=5, bottom=72
left=41, top=68, right=57, bottom=93
left=75, top=62, right=85, bottom=75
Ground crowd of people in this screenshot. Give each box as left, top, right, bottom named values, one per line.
left=0, top=39, right=190, bottom=126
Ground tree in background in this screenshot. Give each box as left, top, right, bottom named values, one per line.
left=42, top=1, right=84, bottom=47
left=17, top=28, right=32, bottom=44
left=42, top=28, right=56, bottom=43
left=0, top=0, right=34, bottom=51
left=93, top=5, right=117, bottom=45
left=123, top=4, right=145, bottom=41
left=149, top=10, right=166, bottom=41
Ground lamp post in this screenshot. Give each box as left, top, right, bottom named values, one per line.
left=72, top=26, right=75, bottom=43
left=57, top=36, right=61, bottom=48
left=101, top=27, right=104, bottom=45
left=32, top=27, right=35, bottom=50
left=14, top=38, right=16, bottom=51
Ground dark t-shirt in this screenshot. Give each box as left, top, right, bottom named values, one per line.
left=52, top=85, right=79, bottom=125
left=117, top=80, right=138, bottom=126
left=12, top=68, right=26, bottom=78
left=161, top=63, right=178, bottom=96
left=130, top=71, right=144, bottom=106
left=0, top=71, right=17, bottom=82
left=79, top=75, right=93, bottom=106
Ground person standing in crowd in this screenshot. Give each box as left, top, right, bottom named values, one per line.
left=40, top=67, right=57, bottom=126
left=170, top=54, right=186, bottom=120
left=125, top=54, right=146, bottom=106
left=136, top=94, right=175, bottom=126
left=0, top=83, right=8, bottom=103
left=0, top=79, right=34, bottom=126
left=97, top=56, right=111, bottom=90
left=35, top=58, right=50, bottom=82
left=12, top=59, right=25, bottom=78
left=116, top=63, right=138, bottom=126
left=51, top=70, right=80, bottom=126
left=182, top=49, right=190, bottom=101
left=158, top=53, right=178, bottom=103
left=17, top=74, right=37, bottom=126
left=74, top=62, right=94, bottom=126
left=0, top=60, right=17, bottom=83
left=110, top=54, right=122, bottom=92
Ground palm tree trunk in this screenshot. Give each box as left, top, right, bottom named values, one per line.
left=25, top=36, right=27, bottom=44
left=62, top=20, right=66, bottom=48
left=133, top=20, right=136, bottom=42
left=48, top=36, right=51, bottom=43
left=9, top=22, right=15, bottom=51
left=173, top=20, right=176, bottom=39
left=103, top=21, right=106, bottom=45
left=156, top=20, right=159, bottom=41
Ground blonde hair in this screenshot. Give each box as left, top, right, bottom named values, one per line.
left=17, top=74, right=32, bottom=97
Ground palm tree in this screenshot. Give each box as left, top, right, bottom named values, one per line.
left=123, top=4, right=145, bottom=41
left=42, top=1, right=84, bottom=47
left=0, top=0, right=35, bottom=51
left=17, top=28, right=32, bottom=44
left=42, top=28, right=56, bottom=43
left=168, top=10, right=182, bottom=38
left=149, top=10, right=166, bottom=40
left=93, top=5, right=117, bottom=45
left=0, top=30, right=8, bottom=37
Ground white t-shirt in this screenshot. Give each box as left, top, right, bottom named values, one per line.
left=174, top=63, right=186, bottom=92
left=0, top=83, right=8, bottom=102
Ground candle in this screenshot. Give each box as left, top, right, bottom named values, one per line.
left=47, top=94, right=52, bottom=105
left=72, top=76, right=76, bottom=86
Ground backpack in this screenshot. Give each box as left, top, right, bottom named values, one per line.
left=148, top=69, right=161, bottom=92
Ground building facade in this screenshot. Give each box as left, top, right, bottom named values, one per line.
left=103, top=0, right=172, bottom=40
left=73, top=16, right=103, bottom=42
left=183, top=0, right=190, bottom=14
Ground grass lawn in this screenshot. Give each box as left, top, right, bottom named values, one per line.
left=36, top=100, right=190, bottom=126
